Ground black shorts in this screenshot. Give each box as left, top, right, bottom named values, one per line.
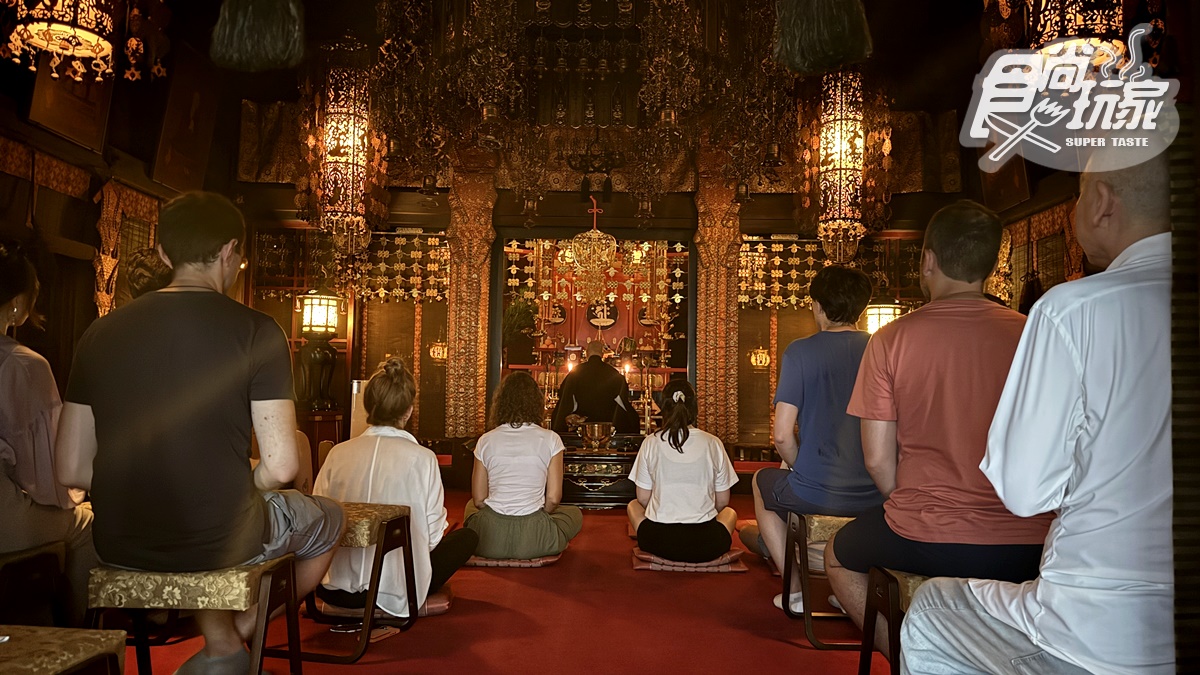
left=831, top=505, right=1043, bottom=583
left=637, top=518, right=732, bottom=564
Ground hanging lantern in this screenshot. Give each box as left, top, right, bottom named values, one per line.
left=316, top=38, right=373, bottom=256
left=818, top=68, right=866, bottom=264
left=1027, top=0, right=1124, bottom=63
left=8, top=0, right=119, bottom=82
left=749, top=347, right=771, bottom=370
left=428, top=340, right=448, bottom=364
left=863, top=301, right=903, bottom=334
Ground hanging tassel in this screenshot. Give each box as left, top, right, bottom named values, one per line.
left=602, top=175, right=613, bottom=203
left=773, top=0, right=873, bottom=76
left=580, top=176, right=591, bottom=201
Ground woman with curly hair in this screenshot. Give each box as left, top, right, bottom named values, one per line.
left=465, top=371, right=583, bottom=559
left=627, top=379, right=738, bottom=563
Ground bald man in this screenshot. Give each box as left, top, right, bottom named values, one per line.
left=551, top=341, right=639, bottom=435
left=901, top=152, right=1174, bottom=674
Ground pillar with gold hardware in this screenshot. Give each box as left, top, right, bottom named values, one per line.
left=446, top=172, right=497, bottom=437
left=693, top=179, right=741, bottom=445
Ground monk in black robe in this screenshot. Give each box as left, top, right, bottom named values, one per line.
left=551, top=341, right=640, bottom=434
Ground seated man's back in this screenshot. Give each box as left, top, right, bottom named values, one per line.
left=852, top=299, right=1052, bottom=547
left=67, top=290, right=292, bottom=571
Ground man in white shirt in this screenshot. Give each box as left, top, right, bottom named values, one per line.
left=900, top=152, right=1174, bottom=675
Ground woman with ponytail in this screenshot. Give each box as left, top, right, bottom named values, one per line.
left=627, top=379, right=738, bottom=563
left=465, top=371, right=583, bottom=559
left=314, top=357, right=477, bottom=616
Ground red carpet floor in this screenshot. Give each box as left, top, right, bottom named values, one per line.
left=131, top=491, right=890, bottom=674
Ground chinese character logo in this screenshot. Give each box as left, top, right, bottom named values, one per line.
left=963, top=23, right=1179, bottom=173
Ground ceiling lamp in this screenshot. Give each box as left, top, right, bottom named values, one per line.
left=1027, top=0, right=1124, bottom=63
left=817, top=68, right=866, bottom=264
left=570, top=196, right=617, bottom=303
left=7, top=0, right=119, bottom=81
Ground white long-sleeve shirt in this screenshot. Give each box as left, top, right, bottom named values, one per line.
left=314, top=425, right=447, bottom=618
left=973, top=232, right=1173, bottom=675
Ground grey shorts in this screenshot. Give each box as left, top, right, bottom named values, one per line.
left=243, top=490, right=344, bottom=565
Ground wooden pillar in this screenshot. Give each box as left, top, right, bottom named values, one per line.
left=693, top=180, right=740, bottom=445
left=446, top=172, right=496, bottom=437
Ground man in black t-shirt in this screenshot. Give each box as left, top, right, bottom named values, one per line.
left=57, top=192, right=344, bottom=673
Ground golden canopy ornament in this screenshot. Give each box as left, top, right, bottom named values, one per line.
left=569, top=195, right=617, bottom=303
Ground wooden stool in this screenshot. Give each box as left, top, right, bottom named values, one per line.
left=87, top=554, right=302, bottom=675
left=0, top=624, right=126, bottom=674
left=858, top=566, right=929, bottom=675
left=781, top=512, right=858, bottom=650
left=272, top=503, right=417, bottom=665
left=0, top=541, right=67, bottom=626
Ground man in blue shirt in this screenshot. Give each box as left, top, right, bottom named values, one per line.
left=752, top=265, right=884, bottom=612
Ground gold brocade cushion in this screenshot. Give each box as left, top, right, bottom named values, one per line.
left=88, top=562, right=270, bottom=612
left=884, top=568, right=930, bottom=613
left=340, top=503, right=410, bottom=548
left=805, top=514, right=855, bottom=543
left=0, top=625, right=125, bottom=674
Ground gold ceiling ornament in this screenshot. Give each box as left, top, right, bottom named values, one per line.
left=569, top=195, right=617, bottom=303
left=454, top=0, right=523, bottom=146
left=1027, top=0, right=1124, bottom=64
left=428, top=339, right=448, bottom=365
left=638, top=0, right=704, bottom=128
left=296, top=38, right=388, bottom=285
left=6, top=0, right=168, bottom=82
left=710, top=0, right=798, bottom=190
left=817, top=68, right=867, bottom=264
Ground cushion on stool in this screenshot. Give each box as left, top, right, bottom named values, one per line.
left=0, top=624, right=126, bottom=674
left=341, top=503, right=411, bottom=548
left=631, top=547, right=748, bottom=573
left=884, top=568, right=930, bottom=613
left=87, top=561, right=276, bottom=611
left=805, top=514, right=855, bottom=543
left=314, top=585, right=454, bottom=619
left=465, top=553, right=562, bottom=568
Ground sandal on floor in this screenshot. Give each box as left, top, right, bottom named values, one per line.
left=172, top=647, right=249, bottom=675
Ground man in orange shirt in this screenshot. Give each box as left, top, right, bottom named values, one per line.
left=825, top=200, right=1052, bottom=658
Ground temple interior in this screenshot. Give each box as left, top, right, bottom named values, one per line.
left=0, top=0, right=1197, bottom=673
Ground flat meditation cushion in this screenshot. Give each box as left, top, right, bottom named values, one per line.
left=631, top=547, right=748, bottom=573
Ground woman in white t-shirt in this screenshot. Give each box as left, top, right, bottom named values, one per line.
left=314, top=358, right=478, bottom=616
left=628, top=379, right=738, bottom=562
left=465, top=372, right=583, bottom=559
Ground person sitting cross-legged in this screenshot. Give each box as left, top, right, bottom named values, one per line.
left=465, top=372, right=583, bottom=560
left=825, top=200, right=1053, bottom=660
left=751, top=265, right=884, bottom=613
left=314, top=357, right=478, bottom=617
left=627, top=379, right=738, bottom=563
left=901, top=153, right=1175, bottom=675
left=56, top=192, right=345, bottom=674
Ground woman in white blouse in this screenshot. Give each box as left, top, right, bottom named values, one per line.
left=627, top=380, right=738, bottom=562
left=314, top=358, right=477, bottom=616
left=0, top=242, right=96, bottom=625
left=466, top=372, right=583, bottom=559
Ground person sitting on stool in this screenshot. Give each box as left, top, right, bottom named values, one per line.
left=551, top=340, right=639, bottom=434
